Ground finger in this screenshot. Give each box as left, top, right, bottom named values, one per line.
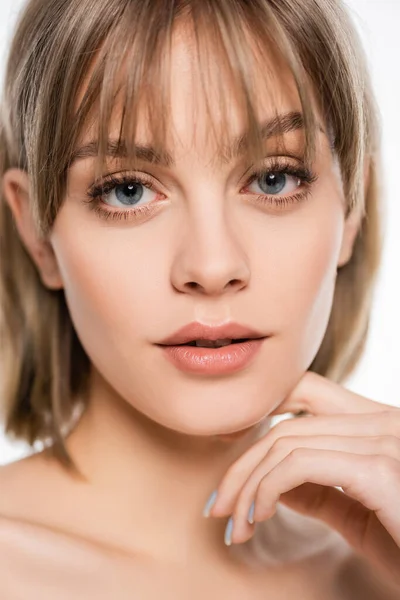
left=247, top=449, right=400, bottom=584
left=233, top=479, right=400, bottom=587
left=211, top=411, right=400, bottom=516
left=269, top=371, right=396, bottom=418
left=230, top=433, right=400, bottom=536
left=251, top=449, right=400, bottom=546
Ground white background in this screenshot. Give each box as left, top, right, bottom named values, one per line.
left=0, top=0, right=399, bottom=464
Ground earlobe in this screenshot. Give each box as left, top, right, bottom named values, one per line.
left=337, top=206, right=363, bottom=269
left=2, top=168, right=64, bottom=290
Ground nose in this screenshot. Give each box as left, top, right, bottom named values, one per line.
left=170, top=210, right=250, bottom=297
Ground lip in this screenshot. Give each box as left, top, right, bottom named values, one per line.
left=157, top=321, right=267, bottom=346
left=157, top=338, right=267, bottom=375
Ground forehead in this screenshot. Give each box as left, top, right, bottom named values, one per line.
left=73, top=18, right=324, bottom=167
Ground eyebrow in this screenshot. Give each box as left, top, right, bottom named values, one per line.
left=69, top=110, right=326, bottom=168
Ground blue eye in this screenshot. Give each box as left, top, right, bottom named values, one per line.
left=114, top=182, right=144, bottom=205
left=258, top=171, right=292, bottom=195
left=94, top=175, right=159, bottom=208
left=83, top=157, right=318, bottom=222
left=243, top=158, right=318, bottom=209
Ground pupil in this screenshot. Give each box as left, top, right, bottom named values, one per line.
left=115, top=183, right=143, bottom=206
left=260, top=172, right=286, bottom=195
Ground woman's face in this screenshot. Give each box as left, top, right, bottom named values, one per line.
left=49, top=25, right=356, bottom=436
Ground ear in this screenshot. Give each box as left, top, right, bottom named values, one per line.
left=2, top=168, right=64, bottom=290
left=337, top=158, right=369, bottom=269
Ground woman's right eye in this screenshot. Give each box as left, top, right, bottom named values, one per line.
left=87, top=173, right=162, bottom=207
left=83, top=172, right=167, bottom=222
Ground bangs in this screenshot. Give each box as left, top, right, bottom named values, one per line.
left=0, top=0, right=380, bottom=479
left=69, top=0, right=321, bottom=184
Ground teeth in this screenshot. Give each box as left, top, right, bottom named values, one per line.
left=195, top=338, right=233, bottom=348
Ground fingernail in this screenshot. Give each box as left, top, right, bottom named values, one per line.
left=224, top=516, right=234, bottom=546
left=247, top=501, right=255, bottom=524
left=203, top=489, right=218, bottom=518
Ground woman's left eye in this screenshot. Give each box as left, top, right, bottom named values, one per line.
left=241, top=159, right=318, bottom=209
left=245, top=169, right=302, bottom=196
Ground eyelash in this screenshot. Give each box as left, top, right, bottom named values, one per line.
left=83, top=158, right=318, bottom=222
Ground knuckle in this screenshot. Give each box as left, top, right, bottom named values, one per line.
left=269, top=436, right=291, bottom=454
left=380, top=409, right=400, bottom=435
left=371, top=454, right=400, bottom=482
left=269, top=435, right=303, bottom=461
left=287, top=447, right=308, bottom=461
left=375, top=435, right=400, bottom=460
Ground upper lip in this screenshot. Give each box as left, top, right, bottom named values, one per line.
left=157, top=322, right=268, bottom=346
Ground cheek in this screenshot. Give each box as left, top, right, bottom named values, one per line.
left=50, top=218, right=165, bottom=351
left=252, top=201, right=344, bottom=361
left=274, top=221, right=339, bottom=319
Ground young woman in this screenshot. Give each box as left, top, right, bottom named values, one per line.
left=0, top=0, right=399, bottom=597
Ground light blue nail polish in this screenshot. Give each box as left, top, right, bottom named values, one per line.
left=203, top=489, right=218, bottom=517
left=224, top=516, right=234, bottom=546
left=248, top=501, right=255, bottom=524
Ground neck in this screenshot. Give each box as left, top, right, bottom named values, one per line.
left=63, top=367, right=272, bottom=567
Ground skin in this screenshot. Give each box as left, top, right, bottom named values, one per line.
left=3, top=19, right=385, bottom=590
left=210, top=372, right=400, bottom=587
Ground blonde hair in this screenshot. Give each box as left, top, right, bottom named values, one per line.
left=0, top=0, right=383, bottom=515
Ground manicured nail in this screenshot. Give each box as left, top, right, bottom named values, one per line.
left=203, top=489, right=218, bottom=518
left=247, top=501, right=255, bottom=524
left=224, top=516, right=234, bottom=546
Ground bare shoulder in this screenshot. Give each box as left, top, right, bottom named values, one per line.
left=0, top=456, right=399, bottom=600
left=0, top=455, right=135, bottom=599
left=0, top=452, right=104, bottom=561
left=0, top=452, right=87, bottom=556
left=0, top=514, right=133, bottom=600
left=0, top=451, right=110, bottom=548
left=0, top=451, right=67, bottom=522
left=0, top=455, right=78, bottom=596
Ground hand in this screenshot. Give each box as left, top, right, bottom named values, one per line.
left=204, top=371, right=400, bottom=586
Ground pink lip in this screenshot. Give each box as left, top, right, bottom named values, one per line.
left=157, top=338, right=267, bottom=375
left=157, top=321, right=267, bottom=346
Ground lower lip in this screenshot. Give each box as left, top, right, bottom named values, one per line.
left=157, top=338, right=266, bottom=375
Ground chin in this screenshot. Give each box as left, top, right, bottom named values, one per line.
left=213, top=421, right=266, bottom=441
